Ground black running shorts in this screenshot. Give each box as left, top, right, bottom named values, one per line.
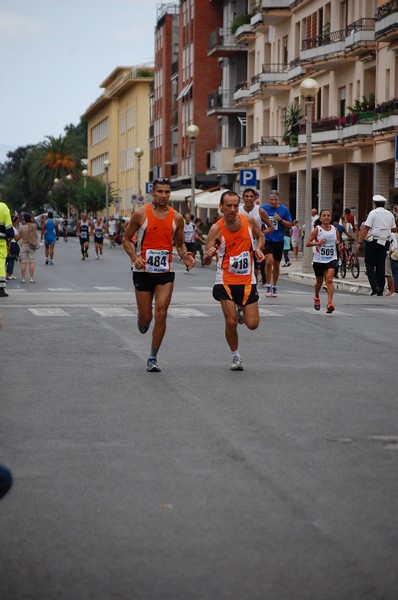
left=212, top=283, right=259, bottom=306
left=133, top=271, right=175, bottom=292
left=264, top=240, right=284, bottom=262
left=312, top=260, right=338, bottom=277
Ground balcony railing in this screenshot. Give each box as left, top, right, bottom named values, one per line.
left=302, top=27, right=347, bottom=50
left=302, top=19, right=375, bottom=51
left=378, top=0, right=398, bottom=20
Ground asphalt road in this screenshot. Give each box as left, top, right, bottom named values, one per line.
left=1, top=237, right=398, bottom=600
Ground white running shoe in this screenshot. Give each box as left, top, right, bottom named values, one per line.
left=272, top=286, right=278, bottom=297
left=146, top=357, right=161, bottom=372
left=265, top=285, right=273, bottom=297
left=230, top=356, right=243, bottom=371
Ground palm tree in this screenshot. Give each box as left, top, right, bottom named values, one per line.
left=28, top=135, right=77, bottom=195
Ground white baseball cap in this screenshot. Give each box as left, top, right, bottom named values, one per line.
left=372, top=194, right=387, bottom=203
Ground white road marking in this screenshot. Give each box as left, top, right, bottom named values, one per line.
left=28, top=308, right=70, bottom=316
left=168, top=307, right=209, bottom=318
left=48, top=288, right=73, bottom=292
left=91, top=307, right=135, bottom=317
left=190, top=287, right=213, bottom=291
left=364, top=308, right=398, bottom=315
left=297, top=307, right=356, bottom=316
left=258, top=308, right=283, bottom=317
left=94, top=286, right=123, bottom=291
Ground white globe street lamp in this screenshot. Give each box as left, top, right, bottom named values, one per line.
left=299, top=78, right=320, bottom=272
left=186, top=124, right=200, bottom=213
left=134, top=147, right=144, bottom=198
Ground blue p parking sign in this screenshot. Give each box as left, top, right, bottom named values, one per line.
left=239, top=169, right=256, bottom=187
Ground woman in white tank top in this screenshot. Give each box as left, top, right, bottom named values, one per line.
left=306, top=209, right=343, bottom=314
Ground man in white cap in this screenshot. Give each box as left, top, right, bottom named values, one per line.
left=356, top=195, right=397, bottom=295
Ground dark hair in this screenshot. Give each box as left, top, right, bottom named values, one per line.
left=344, top=208, right=351, bottom=214
left=332, top=213, right=339, bottom=222
left=314, top=209, right=331, bottom=227
left=23, top=213, right=32, bottom=223
left=153, top=177, right=170, bottom=188
left=220, top=190, right=240, bottom=205
left=243, top=188, right=256, bottom=197
left=47, top=211, right=53, bottom=219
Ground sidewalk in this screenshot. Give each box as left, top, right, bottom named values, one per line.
left=278, top=254, right=372, bottom=295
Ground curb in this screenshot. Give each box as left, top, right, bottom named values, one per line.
left=282, top=271, right=371, bottom=295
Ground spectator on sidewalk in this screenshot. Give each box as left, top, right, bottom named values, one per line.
left=355, top=195, right=397, bottom=296
left=290, top=220, right=302, bottom=260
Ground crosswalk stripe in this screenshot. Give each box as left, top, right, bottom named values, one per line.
left=297, top=307, right=356, bottom=316
left=168, top=307, right=209, bottom=318
left=364, top=308, right=398, bottom=315
left=28, top=308, right=70, bottom=316
left=91, top=307, right=134, bottom=317
left=258, top=308, right=283, bottom=317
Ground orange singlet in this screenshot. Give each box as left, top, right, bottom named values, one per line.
left=133, top=204, right=176, bottom=273
left=215, top=214, right=255, bottom=286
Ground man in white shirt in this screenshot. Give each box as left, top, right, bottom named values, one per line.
left=356, top=194, right=397, bottom=295
left=310, top=208, right=319, bottom=230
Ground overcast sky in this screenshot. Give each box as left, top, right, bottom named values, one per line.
left=0, top=0, right=161, bottom=161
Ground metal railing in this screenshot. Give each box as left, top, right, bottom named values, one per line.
left=262, top=63, right=289, bottom=73
left=378, top=0, right=398, bottom=19
left=302, top=19, right=376, bottom=50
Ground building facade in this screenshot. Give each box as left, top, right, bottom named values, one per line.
left=152, top=0, right=223, bottom=192
left=81, top=66, right=153, bottom=217
left=229, top=0, right=398, bottom=224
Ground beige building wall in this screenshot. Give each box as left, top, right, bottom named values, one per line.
left=82, top=67, right=153, bottom=218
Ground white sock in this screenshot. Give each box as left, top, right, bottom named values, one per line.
left=232, top=350, right=240, bottom=359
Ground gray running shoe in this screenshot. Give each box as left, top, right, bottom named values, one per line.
left=230, top=356, right=243, bottom=371
left=137, top=319, right=149, bottom=334
left=146, top=357, right=161, bottom=372
left=237, top=306, right=244, bottom=324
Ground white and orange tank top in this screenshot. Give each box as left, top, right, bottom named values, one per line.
left=215, top=214, right=255, bottom=285
left=133, top=204, right=176, bottom=273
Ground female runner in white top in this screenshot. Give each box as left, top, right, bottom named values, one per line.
left=306, top=209, right=343, bottom=314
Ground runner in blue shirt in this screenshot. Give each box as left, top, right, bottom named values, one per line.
left=261, top=190, right=292, bottom=297
left=41, top=211, right=59, bottom=265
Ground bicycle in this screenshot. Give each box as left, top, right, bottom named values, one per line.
left=340, top=241, right=360, bottom=279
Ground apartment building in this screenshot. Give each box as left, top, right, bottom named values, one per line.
left=227, top=0, right=398, bottom=225
left=81, top=66, right=153, bottom=217
left=152, top=0, right=223, bottom=193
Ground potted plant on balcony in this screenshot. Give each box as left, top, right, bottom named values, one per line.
left=282, top=103, right=302, bottom=146
left=347, top=94, right=375, bottom=121
left=231, top=14, right=251, bottom=35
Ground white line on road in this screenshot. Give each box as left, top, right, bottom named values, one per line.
left=28, top=308, right=70, bottom=316
left=258, top=308, right=283, bottom=317
left=91, top=308, right=135, bottom=317
left=168, top=307, right=209, bottom=318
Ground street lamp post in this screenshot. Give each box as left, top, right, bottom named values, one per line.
left=299, top=78, right=320, bottom=272
left=104, top=159, right=110, bottom=222
left=66, top=173, right=72, bottom=218
left=186, top=124, right=200, bottom=213
left=82, top=169, right=88, bottom=215
left=134, top=147, right=144, bottom=200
